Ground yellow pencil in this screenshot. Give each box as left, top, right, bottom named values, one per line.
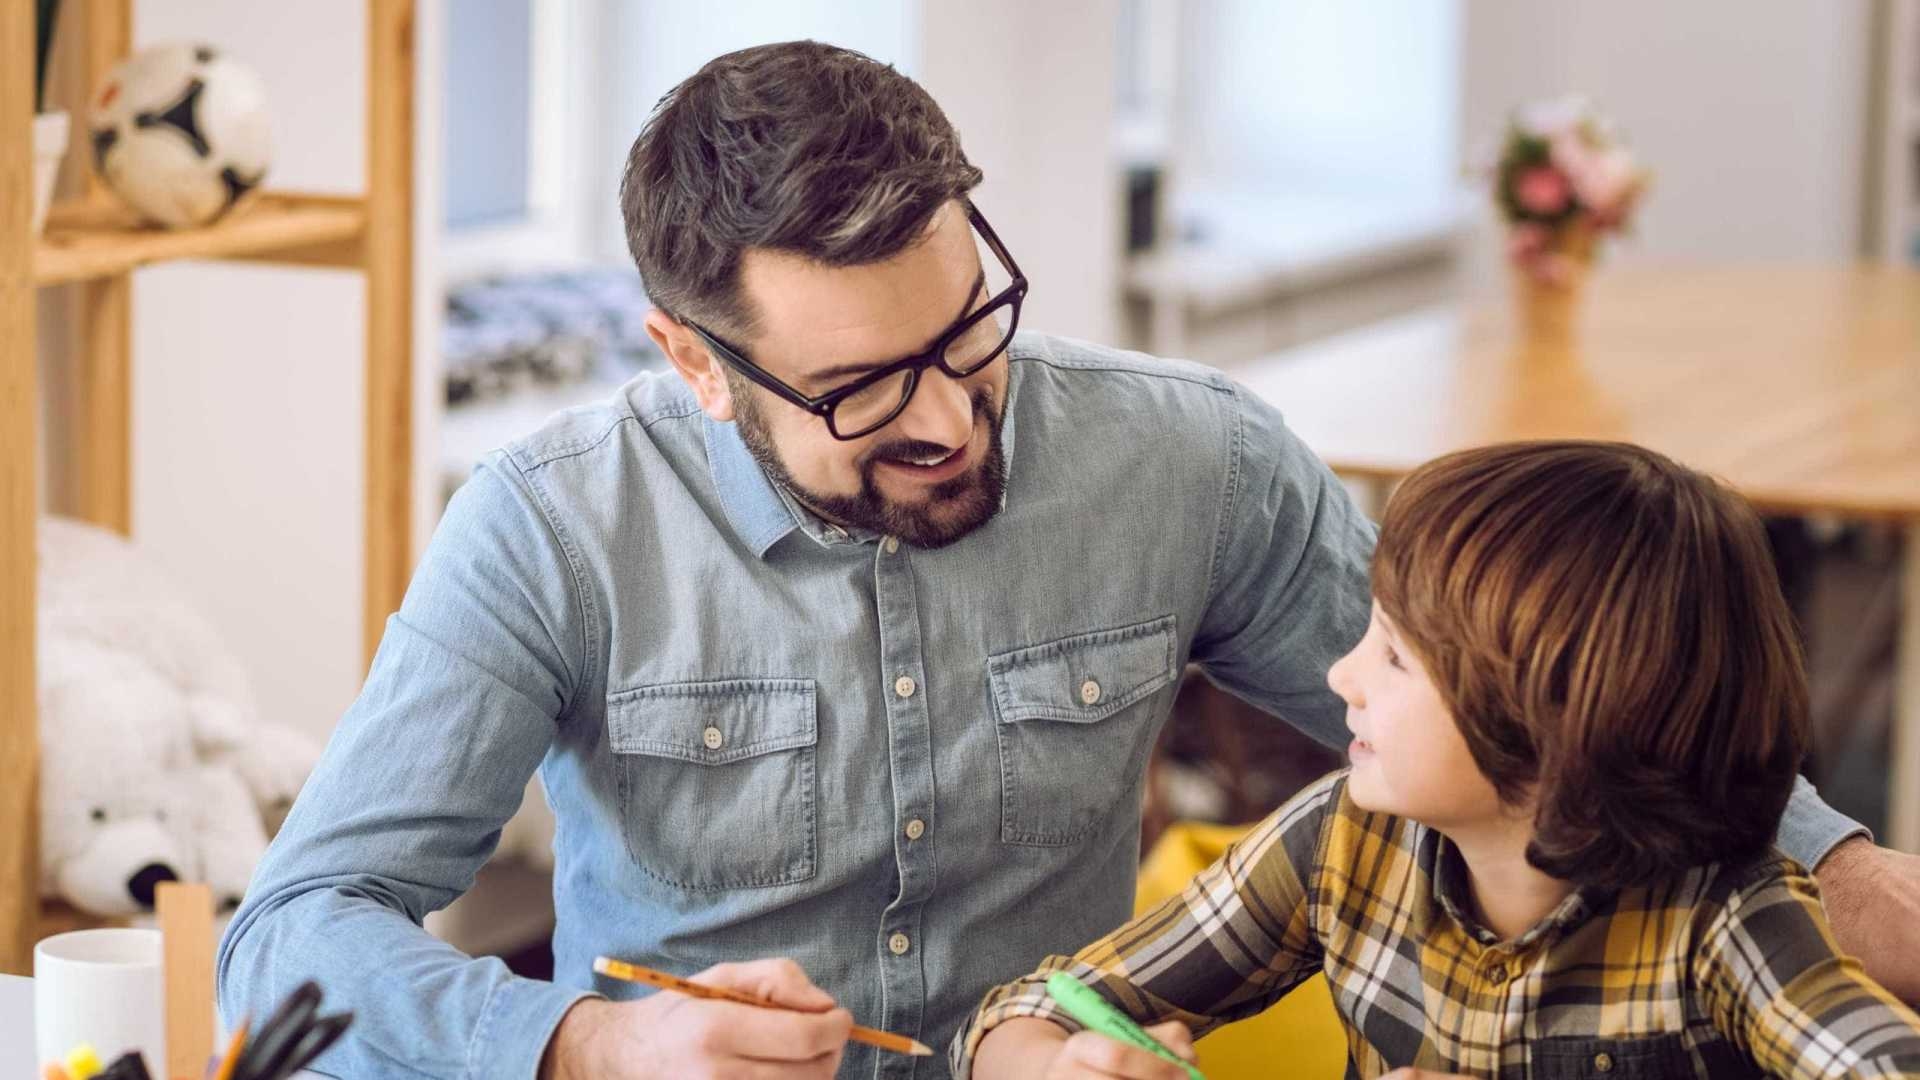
left=210, top=1020, right=248, bottom=1080
left=593, top=956, right=933, bottom=1057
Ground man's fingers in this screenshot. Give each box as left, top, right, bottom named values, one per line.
left=724, top=1048, right=844, bottom=1080
left=1058, top=1030, right=1193, bottom=1079
left=679, top=998, right=854, bottom=1062
left=694, top=957, right=838, bottom=1011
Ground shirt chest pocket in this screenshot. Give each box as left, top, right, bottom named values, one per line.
left=606, top=679, right=817, bottom=891
left=988, top=615, right=1179, bottom=846
left=1529, top=1033, right=1695, bottom=1079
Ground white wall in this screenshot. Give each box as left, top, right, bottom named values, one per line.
left=591, top=0, right=921, bottom=267
left=591, top=0, right=1121, bottom=345
left=1178, top=2, right=1461, bottom=201
left=1459, top=0, right=1873, bottom=284
left=915, top=1, right=1121, bottom=343
left=91, top=2, right=440, bottom=743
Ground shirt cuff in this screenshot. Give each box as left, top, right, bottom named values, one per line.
left=948, top=993, right=1085, bottom=1079
left=467, top=975, right=600, bottom=1080
left=1779, top=775, right=1872, bottom=871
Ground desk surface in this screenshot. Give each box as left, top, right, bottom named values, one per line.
left=1233, top=263, right=1920, bottom=521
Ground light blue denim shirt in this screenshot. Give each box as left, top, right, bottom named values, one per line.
left=218, top=332, right=1863, bottom=1079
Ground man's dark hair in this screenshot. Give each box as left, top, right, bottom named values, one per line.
left=619, top=41, right=983, bottom=338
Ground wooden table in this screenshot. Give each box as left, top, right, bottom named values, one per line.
left=1234, top=264, right=1920, bottom=851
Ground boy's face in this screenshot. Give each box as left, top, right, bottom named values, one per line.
left=1328, top=603, right=1507, bottom=828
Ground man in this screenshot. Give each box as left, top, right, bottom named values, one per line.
left=218, top=41, right=1920, bottom=1080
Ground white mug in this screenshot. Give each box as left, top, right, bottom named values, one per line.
left=34, top=928, right=166, bottom=1073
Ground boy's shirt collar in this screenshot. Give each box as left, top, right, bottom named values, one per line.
left=1423, top=827, right=1616, bottom=950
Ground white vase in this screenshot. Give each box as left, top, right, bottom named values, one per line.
left=33, top=110, right=70, bottom=237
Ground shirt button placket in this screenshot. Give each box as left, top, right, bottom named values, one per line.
left=871, top=535, right=932, bottom=1077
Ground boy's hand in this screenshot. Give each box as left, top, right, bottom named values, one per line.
left=1043, top=1021, right=1197, bottom=1079
left=974, top=1016, right=1197, bottom=1079
left=1817, top=838, right=1920, bottom=1004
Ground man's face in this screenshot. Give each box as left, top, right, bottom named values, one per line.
left=713, top=202, right=1013, bottom=548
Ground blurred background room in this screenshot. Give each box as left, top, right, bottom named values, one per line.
left=8, top=0, right=1918, bottom=993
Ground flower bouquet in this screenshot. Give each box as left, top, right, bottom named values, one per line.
left=1493, top=97, right=1650, bottom=335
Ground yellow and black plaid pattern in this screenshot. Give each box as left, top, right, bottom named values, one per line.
left=954, top=771, right=1920, bottom=1079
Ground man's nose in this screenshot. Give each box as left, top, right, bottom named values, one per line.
left=890, top=366, right=974, bottom=448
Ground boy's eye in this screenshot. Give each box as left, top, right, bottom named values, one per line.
left=1384, top=643, right=1405, bottom=670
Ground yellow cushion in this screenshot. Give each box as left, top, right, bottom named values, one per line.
left=1136, top=821, right=1346, bottom=1080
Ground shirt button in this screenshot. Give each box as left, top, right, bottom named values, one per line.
left=702, top=726, right=724, bottom=750
left=888, top=932, right=911, bottom=956
left=905, top=819, right=926, bottom=840
left=1486, top=964, right=1508, bottom=985
left=894, top=675, right=916, bottom=698
left=882, top=536, right=900, bottom=554
left=1593, top=1051, right=1614, bottom=1073
left=1080, top=679, right=1102, bottom=706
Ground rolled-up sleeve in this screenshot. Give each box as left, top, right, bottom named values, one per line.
left=217, top=454, right=597, bottom=1079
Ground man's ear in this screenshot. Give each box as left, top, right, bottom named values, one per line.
left=645, top=309, right=736, bottom=422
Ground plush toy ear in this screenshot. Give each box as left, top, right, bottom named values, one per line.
left=186, top=692, right=250, bottom=755
left=210, top=723, right=324, bottom=815
left=163, top=765, right=269, bottom=914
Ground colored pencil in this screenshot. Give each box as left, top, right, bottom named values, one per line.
left=593, top=957, right=932, bottom=1057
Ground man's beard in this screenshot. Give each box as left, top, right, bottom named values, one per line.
left=734, top=384, right=1008, bottom=550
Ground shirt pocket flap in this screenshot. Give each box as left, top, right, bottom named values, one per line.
left=1532, top=1033, right=1692, bottom=1079
left=988, top=615, right=1178, bottom=725
left=607, top=678, right=817, bottom=765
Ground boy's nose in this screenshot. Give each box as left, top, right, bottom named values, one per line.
left=1327, top=649, right=1363, bottom=708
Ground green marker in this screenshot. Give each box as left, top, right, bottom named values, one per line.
left=1045, top=972, right=1206, bottom=1080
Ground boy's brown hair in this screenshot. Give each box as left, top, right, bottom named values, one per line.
left=1371, top=440, right=1809, bottom=888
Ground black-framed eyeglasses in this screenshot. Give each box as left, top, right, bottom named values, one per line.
left=684, top=201, right=1029, bottom=441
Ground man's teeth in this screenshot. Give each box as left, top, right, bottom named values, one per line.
left=906, top=450, right=953, bottom=466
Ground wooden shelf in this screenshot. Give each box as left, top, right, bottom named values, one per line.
left=3, top=0, right=416, bottom=975
left=37, top=900, right=130, bottom=941
left=34, top=191, right=368, bottom=286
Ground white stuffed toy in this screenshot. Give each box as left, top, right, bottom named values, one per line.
left=36, top=517, right=321, bottom=917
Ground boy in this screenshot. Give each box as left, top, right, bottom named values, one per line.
left=955, top=441, right=1920, bottom=1079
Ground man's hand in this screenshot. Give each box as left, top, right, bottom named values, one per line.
left=1817, top=837, right=1920, bottom=1004
left=540, top=958, right=853, bottom=1080
left=973, top=1015, right=1197, bottom=1079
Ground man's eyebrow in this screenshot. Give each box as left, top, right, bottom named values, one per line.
left=809, top=271, right=989, bottom=383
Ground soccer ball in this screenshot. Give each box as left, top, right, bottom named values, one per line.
left=88, top=43, right=272, bottom=229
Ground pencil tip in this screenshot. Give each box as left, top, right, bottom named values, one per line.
left=592, top=956, right=612, bottom=974
left=910, top=1040, right=933, bottom=1056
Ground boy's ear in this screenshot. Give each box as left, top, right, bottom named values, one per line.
left=645, top=309, right=737, bottom=423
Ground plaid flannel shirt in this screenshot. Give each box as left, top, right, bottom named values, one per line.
left=954, top=771, right=1920, bottom=1079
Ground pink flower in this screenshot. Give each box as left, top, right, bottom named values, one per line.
left=1568, top=146, right=1641, bottom=225
left=1507, top=222, right=1550, bottom=261
left=1506, top=224, right=1583, bottom=285
left=1514, top=166, right=1571, bottom=217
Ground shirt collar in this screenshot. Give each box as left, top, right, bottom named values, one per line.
left=704, top=416, right=800, bottom=558
left=1422, top=827, right=1613, bottom=950
left=703, top=336, right=1033, bottom=559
